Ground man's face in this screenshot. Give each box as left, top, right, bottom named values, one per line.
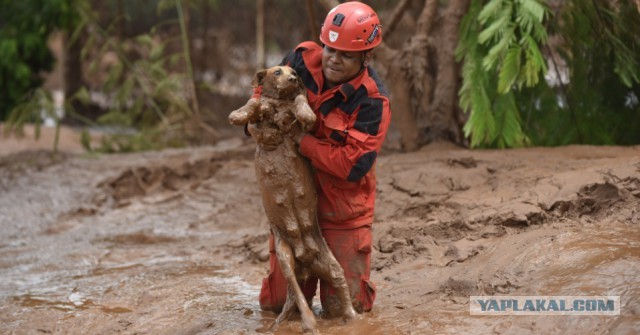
left=322, top=46, right=366, bottom=88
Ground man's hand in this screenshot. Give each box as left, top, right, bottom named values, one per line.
left=292, top=132, right=305, bottom=145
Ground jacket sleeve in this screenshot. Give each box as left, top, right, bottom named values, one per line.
left=299, top=96, right=391, bottom=182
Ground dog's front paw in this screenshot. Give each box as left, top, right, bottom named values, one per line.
left=294, top=95, right=316, bottom=131
left=229, top=99, right=258, bottom=125
left=228, top=109, right=248, bottom=125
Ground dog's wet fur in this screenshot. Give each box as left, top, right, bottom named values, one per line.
left=229, top=66, right=356, bottom=333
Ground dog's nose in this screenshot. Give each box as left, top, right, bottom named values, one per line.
left=288, top=75, right=296, bottom=82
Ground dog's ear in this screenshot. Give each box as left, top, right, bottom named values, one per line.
left=252, top=70, right=267, bottom=87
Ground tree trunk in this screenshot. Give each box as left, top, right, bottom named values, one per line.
left=63, top=31, right=85, bottom=124
left=383, top=0, right=413, bottom=38
left=410, top=0, right=439, bottom=147
left=426, top=0, right=469, bottom=144
left=378, top=0, right=439, bottom=151
left=305, top=0, right=319, bottom=42
left=256, top=0, right=265, bottom=70
left=318, top=0, right=339, bottom=11
left=377, top=44, right=419, bottom=151
left=116, top=0, right=125, bottom=38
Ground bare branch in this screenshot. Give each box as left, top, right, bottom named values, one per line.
left=256, top=0, right=265, bottom=69
left=428, top=0, right=470, bottom=144
left=383, top=0, right=413, bottom=39
left=306, top=0, right=319, bottom=42
left=318, top=0, right=340, bottom=12
left=417, top=0, right=438, bottom=34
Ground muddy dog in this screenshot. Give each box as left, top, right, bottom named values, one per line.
left=229, top=66, right=356, bottom=333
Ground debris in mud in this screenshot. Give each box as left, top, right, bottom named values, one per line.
left=550, top=183, right=623, bottom=216
left=103, top=162, right=220, bottom=202
left=227, top=233, right=270, bottom=263
left=56, top=206, right=98, bottom=221
left=101, top=231, right=179, bottom=245
left=96, top=146, right=255, bottom=207
left=491, top=210, right=547, bottom=228
left=446, top=157, right=478, bottom=168
left=0, top=150, right=67, bottom=189
left=378, top=235, right=407, bottom=253
left=443, top=244, right=482, bottom=266
left=619, top=177, right=640, bottom=198
left=439, top=277, right=479, bottom=297
left=488, top=276, right=521, bottom=294
left=400, top=201, right=462, bottom=221
left=0, top=150, right=67, bottom=173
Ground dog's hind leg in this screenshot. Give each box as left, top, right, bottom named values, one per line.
left=274, top=286, right=296, bottom=325
left=314, top=247, right=357, bottom=321
left=273, top=231, right=317, bottom=334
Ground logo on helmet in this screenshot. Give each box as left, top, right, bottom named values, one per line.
left=357, top=14, right=373, bottom=23
left=329, top=31, right=339, bottom=43
left=367, top=24, right=379, bottom=44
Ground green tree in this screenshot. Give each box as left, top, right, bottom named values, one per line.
left=457, top=0, right=550, bottom=148
left=457, top=0, right=640, bottom=147
left=0, top=0, right=79, bottom=120
left=69, top=0, right=220, bottom=152
left=520, top=0, right=640, bottom=145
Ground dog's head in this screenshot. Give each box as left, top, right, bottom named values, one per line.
left=252, top=66, right=304, bottom=100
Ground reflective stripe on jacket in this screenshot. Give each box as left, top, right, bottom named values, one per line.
left=282, top=41, right=391, bottom=229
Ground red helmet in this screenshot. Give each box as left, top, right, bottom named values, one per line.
left=319, top=2, right=382, bottom=51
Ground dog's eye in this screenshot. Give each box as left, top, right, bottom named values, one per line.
left=291, top=70, right=297, bottom=76
left=274, top=70, right=282, bottom=76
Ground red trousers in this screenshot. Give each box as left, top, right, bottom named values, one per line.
left=259, top=226, right=376, bottom=314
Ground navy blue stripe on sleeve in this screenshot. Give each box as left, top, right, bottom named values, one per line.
left=347, top=151, right=378, bottom=182
left=354, top=98, right=383, bottom=136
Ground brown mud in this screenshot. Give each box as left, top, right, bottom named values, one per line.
left=1, top=127, right=639, bottom=334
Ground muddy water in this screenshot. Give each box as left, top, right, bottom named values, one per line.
left=532, top=225, right=640, bottom=335
left=1, top=143, right=639, bottom=334
left=366, top=222, right=639, bottom=335
left=2, top=210, right=635, bottom=333
left=0, top=149, right=399, bottom=334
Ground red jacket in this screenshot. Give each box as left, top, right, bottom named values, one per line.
left=270, top=41, right=391, bottom=229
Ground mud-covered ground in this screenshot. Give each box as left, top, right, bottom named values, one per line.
left=1, top=126, right=639, bottom=334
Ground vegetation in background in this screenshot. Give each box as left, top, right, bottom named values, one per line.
left=77, top=3, right=178, bottom=151
left=5, top=0, right=220, bottom=153
left=457, top=0, right=640, bottom=147
left=4, top=89, right=63, bottom=153
left=0, top=0, right=78, bottom=121
left=3, top=0, right=640, bottom=152
left=519, top=0, right=640, bottom=146
left=74, top=0, right=223, bottom=152
left=457, top=0, right=549, bottom=148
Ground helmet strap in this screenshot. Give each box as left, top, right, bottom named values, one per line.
left=361, top=51, right=371, bottom=71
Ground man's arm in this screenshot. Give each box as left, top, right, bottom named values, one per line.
left=298, top=97, right=390, bottom=182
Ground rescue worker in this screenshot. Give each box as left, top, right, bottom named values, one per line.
left=258, top=2, right=391, bottom=316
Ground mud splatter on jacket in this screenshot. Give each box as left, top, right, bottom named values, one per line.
left=261, top=41, right=391, bottom=229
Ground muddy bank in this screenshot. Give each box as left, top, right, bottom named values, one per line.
left=0, top=140, right=639, bottom=334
